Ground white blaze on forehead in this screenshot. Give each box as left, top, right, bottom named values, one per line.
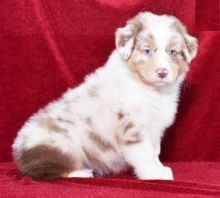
left=142, top=13, right=181, bottom=50
left=151, top=25, right=173, bottom=69
left=152, top=27, right=171, bottom=49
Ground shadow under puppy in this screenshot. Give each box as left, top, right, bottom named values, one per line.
left=12, top=12, right=198, bottom=180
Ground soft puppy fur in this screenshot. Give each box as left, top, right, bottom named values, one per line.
left=12, top=12, right=198, bottom=180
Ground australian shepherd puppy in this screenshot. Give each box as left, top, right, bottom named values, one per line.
left=12, top=12, right=198, bottom=180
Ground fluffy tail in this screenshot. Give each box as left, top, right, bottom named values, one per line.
left=13, top=145, right=76, bottom=180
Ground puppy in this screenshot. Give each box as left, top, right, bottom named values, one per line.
left=12, top=12, right=198, bottom=180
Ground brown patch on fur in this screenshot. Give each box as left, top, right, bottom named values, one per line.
left=86, top=118, right=112, bottom=153
left=172, top=20, right=186, bottom=35
left=115, top=121, right=142, bottom=146
left=124, top=122, right=134, bottom=133
left=39, top=118, right=68, bottom=133
left=186, top=40, right=197, bottom=57
left=88, top=86, right=99, bottom=97
left=115, top=132, right=142, bottom=146
left=89, top=132, right=116, bottom=152
left=115, top=133, right=122, bottom=144
left=117, top=35, right=129, bottom=48
left=165, top=40, right=176, bottom=53
left=146, top=35, right=157, bottom=51
left=125, top=139, right=142, bottom=145
left=82, top=147, right=109, bottom=174
left=171, top=51, right=189, bottom=76
left=124, top=127, right=142, bottom=145
left=57, top=117, right=74, bottom=126
left=136, top=33, right=157, bottom=52
left=117, top=112, right=125, bottom=120
left=83, top=147, right=100, bottom=164
left=14, top=145, right=81, bottom=180
left=86, top=117, right=93, bottom=127
left=179, top=51, right=187, bottom=63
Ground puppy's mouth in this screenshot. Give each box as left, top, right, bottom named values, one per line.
left=152, top=81, right=169, bottom=86
left=138, top=73, right=170, bottom=87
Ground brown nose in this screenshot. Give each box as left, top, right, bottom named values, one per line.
left=156, top=68, right=168, bottom=79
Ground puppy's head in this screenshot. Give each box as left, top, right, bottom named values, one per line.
left=115, top=12, right=198, bottom=87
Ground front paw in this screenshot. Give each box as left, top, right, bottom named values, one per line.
left=137, top=166, right=174, bottom=180
left=161, top=166, right=174, bottom=180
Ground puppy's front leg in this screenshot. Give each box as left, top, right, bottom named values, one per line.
left=122, top=137, right=173, bottom=180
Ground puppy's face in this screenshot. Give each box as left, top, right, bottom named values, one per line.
left=116, top=12, right=198, bottom=87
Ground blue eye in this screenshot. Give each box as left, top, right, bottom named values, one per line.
left=144, top=48, right=152, bottom=56
left=168, top=49, right=177, bottom=57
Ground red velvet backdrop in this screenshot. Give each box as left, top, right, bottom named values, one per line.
left=1, top=0, right=220, bottom=163
left=1, top=0, right=220, bottom=197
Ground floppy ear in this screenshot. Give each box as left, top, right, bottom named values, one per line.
left=115, top=18, right=142, bottom=60
left=183, top=34, right=198, bottom=63
left=173, top=19, right=198, bottom=63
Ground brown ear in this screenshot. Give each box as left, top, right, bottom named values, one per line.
left=115, top=17, right=142, bottom=60
left=183, top=34, right=198, bottom=63
left=172, top=19, right=198, bottom=63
